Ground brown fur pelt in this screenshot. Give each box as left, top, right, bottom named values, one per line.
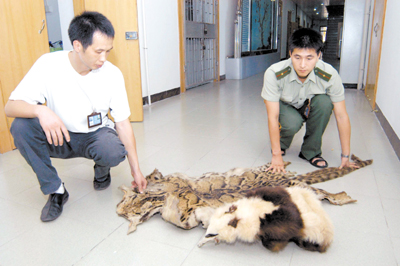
left=198, top=186, right=334, bottom=252
left=117, top=155, right=372, bottom=236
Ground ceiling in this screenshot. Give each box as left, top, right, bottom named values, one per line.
left=289, top=0, right=345, bottom=20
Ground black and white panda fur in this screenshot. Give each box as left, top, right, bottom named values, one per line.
left=197, top=186, right=334, bottom=252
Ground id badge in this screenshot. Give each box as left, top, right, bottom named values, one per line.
left=87, top=112, right=102, bottom=128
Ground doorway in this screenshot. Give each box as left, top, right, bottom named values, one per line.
left=179, top=0, right=220, bottom=92
left=44, top=0, right=64, bottom=52
left=365, top=0, right=387, bottom=109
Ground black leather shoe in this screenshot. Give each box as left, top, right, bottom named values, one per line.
left=93, top=173, right=111, bottom=190
left=41, top=186, right=69, bottom=222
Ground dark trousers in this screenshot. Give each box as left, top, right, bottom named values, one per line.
left=10, top=118, right=127, bottom=195
left=279, top=94, right=333, bottom=160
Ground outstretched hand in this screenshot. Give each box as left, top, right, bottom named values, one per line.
left=131, top=170, right=147, bottom=193
left=266, top=154, right=287, bottom=174
left=339, top=157, right=360, bottom=169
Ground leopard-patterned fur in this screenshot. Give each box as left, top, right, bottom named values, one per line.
left=117, top=155, right=372, bottom=234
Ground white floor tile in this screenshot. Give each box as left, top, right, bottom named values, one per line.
left=75, top=224, right=194, bottom=266
left=0, top=150, right=27, bottom=174
left=184, top=240, right=294, bottom=266
left=0, top=165, right=39, bottom=200
left=375, top=170, right=400, bottom=200
left=392, top=237, right=400, bottom=265
left=0, top=198, right=41, bottom=246
left=322, top=193, right=388, bottom=236
left=290, top=229, right=396, bottom=266
left=381, top=197, right=400, bottom=238
left=0, top=217, right=112, bottom=266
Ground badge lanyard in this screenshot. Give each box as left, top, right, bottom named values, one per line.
left=77, top=79, right=102, bottom=129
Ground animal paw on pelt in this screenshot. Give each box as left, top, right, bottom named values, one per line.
left=198, top=186, right=334, bottom=253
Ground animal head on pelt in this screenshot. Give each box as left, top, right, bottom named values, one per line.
left=198, top=186, right=334, bottom=253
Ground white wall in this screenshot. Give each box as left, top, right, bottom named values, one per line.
left=45, top=0, right=63, bottom=43
left=55, top=1, right=235, bottom=98
left=219, top=1, right=237, bottom=76
left=361, top=0, right=373, bottom=89
left=44, top=0, right=74, bottom=50
left=137, top=0, right=237, bottom=98
left=298, top=9, right=312, bottom=28
left=57, top=0, right=74, bottom=51
left=137, top=0, right=180, bottom=98
left=376, top=0, right=400, bottom=138
left=340, top=0, right=366, bottom=83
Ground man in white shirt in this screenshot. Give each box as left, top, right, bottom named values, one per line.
left=5, top=11, right=147, bottom=222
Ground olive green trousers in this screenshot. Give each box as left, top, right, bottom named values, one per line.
left=279, top=94, right=333, bottom=160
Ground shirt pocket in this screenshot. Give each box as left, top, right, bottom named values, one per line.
left=280, top=87, right=294, bottom=103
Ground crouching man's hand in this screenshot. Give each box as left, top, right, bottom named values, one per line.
left=131, top=170, right=147, bottom=193
left=37, top=106, right=70, bottom=146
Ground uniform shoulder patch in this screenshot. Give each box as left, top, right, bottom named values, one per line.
left=275, top=66, right=291, bottom=80
left=314, top=67, right=332, bottom=81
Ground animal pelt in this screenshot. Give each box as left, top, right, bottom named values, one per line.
left=117, top=155, right=371, bottom=235
left=198, top=186, right=334, bottom=253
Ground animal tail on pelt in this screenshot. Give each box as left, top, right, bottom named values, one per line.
left=292, top=155, right=373, bottom=185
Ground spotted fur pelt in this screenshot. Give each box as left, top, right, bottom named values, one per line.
left=117, top=155, right=372, bottom=235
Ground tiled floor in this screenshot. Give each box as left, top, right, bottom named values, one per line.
left=1, top=72, right=399, bottom=266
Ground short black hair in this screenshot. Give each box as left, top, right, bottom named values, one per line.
left=68, top=11, right=115, bottom=50
left=289, top=28, right=323, bottom=54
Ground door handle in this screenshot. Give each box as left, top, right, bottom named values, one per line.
left=373, top=23, right=379, bottom=37
left=39, top=19, right=45, bottom=34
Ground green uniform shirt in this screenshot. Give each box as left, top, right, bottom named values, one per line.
left=261, top=58, right=345, bottom=109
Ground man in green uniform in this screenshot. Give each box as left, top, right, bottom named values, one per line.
left=262, top=28, right=359, bottom=173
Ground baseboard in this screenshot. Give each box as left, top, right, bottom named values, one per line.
left=226, top=52, right=280, bottom=79
left=143, top=87, right=180, bottom=105
left=343, top=83, right=357, bottom=89
left=375, top=104, right=400, bottom=161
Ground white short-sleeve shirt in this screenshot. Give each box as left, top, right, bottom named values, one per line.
left=9, top=51, right=131, bottom=133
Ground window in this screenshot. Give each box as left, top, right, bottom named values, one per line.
left=241, top=0, right=278, bottom=56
